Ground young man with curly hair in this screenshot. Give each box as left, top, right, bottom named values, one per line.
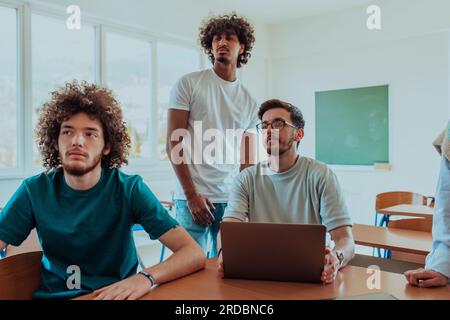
left=166, top=13, right=259, bottom=257
left=0, top=81, right=205, bottom=299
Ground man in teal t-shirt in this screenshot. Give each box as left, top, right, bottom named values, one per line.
left=0, top=81, right=205, bottom=300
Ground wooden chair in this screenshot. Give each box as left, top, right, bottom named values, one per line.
left=375, top=191, right=427, bottom=226
left=386, top=217, right=432, bottom=264
left=0, top=251, right=42, bottom=300
left=374, top=191, right=427, bottom=257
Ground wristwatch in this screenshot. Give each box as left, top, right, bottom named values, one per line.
left=334, top=250, right=344, bottom=267
left=138, top=270, right=157, bottom=288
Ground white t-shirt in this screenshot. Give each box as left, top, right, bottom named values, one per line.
left=169, top=68, right=259, bottom=202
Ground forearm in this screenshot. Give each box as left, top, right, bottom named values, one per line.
left=145, top=244, right=205, bottom=286
left=171, top=162, right=198, bottom=199
left=167, top=144, right=197, bottom=199
left=332, top=236, right=355, bottom=269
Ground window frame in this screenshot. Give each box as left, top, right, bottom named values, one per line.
left=0, top=0, right=203, bottom=179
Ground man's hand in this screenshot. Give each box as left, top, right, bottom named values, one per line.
left=187, top=193, right=216, bottom=227
left=321, top=247, right=340, bottom=284
left=93, top=274, right=153, bottom=300
left=404, top=268, right=448, bottom=288
left=217, top=250, right=224, bottom=278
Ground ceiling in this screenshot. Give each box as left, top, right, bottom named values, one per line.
left=205, top=0, right=376, bottom=24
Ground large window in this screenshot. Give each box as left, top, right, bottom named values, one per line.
left=0, top=7, right=18, bottom=169
left=157, top=42, right=201, bottom=159
left=31, top=14, right=95, bottom=166
left=0, top=3, right=202, bottom=177
left=105, top=32, right=153, bottom=161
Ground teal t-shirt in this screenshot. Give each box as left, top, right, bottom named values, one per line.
left=0, top=168, right=178, bottom=299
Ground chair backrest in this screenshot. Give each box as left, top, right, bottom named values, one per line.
left=387, top=217, right=432, bottom=264
left=375, top=191, right=427, bottom=210
left=0, top=251, right=42, bottom=300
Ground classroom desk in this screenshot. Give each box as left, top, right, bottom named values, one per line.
left=378, top=204, right=434, bottom=218
left=76, top=259, right=450, bottom=300
left=353, top=224, right=432, bottom=255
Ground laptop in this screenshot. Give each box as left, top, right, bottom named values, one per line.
left=220, top=221, right=326, bottom=283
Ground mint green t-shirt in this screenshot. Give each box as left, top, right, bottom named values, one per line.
left=0, top=168, right=178, bottom=299
left=223, top=156, right=352, bottom=234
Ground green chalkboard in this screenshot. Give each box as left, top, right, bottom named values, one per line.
left=315, top=85, right=389, bottom=165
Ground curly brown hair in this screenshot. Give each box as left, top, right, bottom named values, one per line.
left=199, top=13, right=255, bottom=68
left=35, top=80, right=131, bottom=170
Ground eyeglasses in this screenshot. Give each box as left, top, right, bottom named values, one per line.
left=256, top=119, right=298, bottom=132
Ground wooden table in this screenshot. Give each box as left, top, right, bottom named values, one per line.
left=378, top=204, right=434, bottom=218
left=76, top=259, right=449, bottom=300
left=353, top=224, right=432, bottom=255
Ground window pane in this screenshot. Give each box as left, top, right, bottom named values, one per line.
left=157, top=42, right=200, bottom=160
left=0, top=7, right=17, bottom=168
left=32, top=14, right=95, bottom=166
left=105, top=33, right=152, bottom=160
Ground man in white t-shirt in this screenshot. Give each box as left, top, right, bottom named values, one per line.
left=166, top=13, right=259, bottom=257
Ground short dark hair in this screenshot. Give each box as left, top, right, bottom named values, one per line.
left=35, top=80, right=131, bottom=170
left=199, top=13, right=255, bottom=68
left=258, top=99, right=305, bottom=129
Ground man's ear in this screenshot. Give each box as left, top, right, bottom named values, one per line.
left=294, top=129, right=304, bottom=142
left=103, top=144, right=111, bottom=156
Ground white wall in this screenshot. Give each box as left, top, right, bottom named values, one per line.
left=0, top=0, right=271, bottom=205
left=269, top=0, right=449, bottom=225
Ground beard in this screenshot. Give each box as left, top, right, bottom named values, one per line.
left=216, top=55, right=230, bottom=65
left=62, top=153, right=103, bottom=177
left=266, top=136, right=295, bottom=156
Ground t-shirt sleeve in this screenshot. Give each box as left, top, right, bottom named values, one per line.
left=168, top=76, right=192, bottom=111
left=223, top=171, right=249, bottom=222
left=317, top=167, right=353, bottom=232
left=425, top=155, right=450, bottom=278
left=0, top=181, right=35, bottom=246
left=131, top=178, right=178, bottom=240
left=245, top=100, right=260, bottom=134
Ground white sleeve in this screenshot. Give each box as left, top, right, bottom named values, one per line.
left=169, top=76, right=191, bottom=111
left=223, top=172, right=250, bottom=222
left=245, top=100, right=260, bottom=134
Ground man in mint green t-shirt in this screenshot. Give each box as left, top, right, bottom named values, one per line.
left=217, top=99, right=355, bottom=284
left=0, top=81, right=205, bottom=299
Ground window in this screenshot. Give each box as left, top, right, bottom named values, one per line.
left=31, top=14, right=95, bottom=166
left=0, top=2, right=203, bottom=177
left=0, top=7, right=18, bottom=169
left=105, top=32, right=152, bottom=161
left=157, top=42, right=201, bottom=160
